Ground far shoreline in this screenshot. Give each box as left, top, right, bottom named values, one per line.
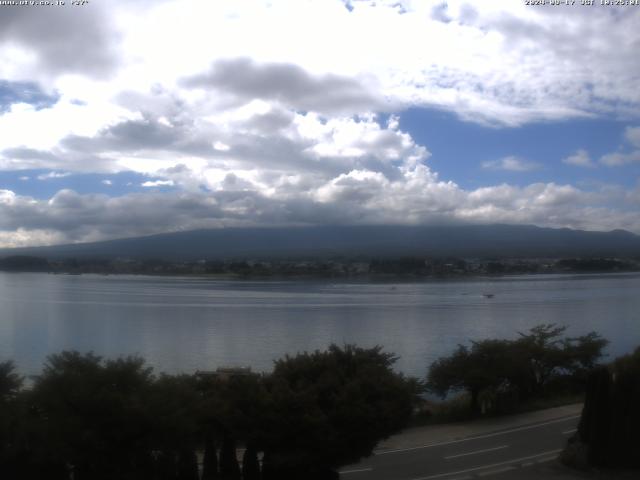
left=2, top=267, right=640, bottom=283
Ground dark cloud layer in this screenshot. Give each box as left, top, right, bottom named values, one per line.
left=181, top=58, right=380, bottom=114
left=0, top=6, right=118, bottom=77
left=61, top=116, right=213, bottom=158
left=1, top=146, right=113, bottom=173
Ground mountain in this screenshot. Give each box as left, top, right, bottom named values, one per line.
left=1, top=224, right=640, bottom=261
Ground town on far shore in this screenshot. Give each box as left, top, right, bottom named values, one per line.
left=0, top=254, right=638, bottom=278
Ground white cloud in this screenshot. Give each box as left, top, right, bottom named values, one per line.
left=213, top=141, right=230, bottom=152
left=102, top=179, right=113, bottom=186
left=37, top=171, right=72, bottom=180
left=141, top=180, right=175, bottom=188
left=2, top=0, right=638, bottom=131
left=482, top=156, right=540, bottom=172
left=600, top=150, right=640, bottom=167
left=0, top=4, right=118, bottom=80
left=181, top=57, right=381, bottom=116
left=0, top=228, right=67, bottom=249
left=0, top=1, right=640, bottom=246
left=597, top=125, right=640, bottom=167
left=624, top=126, right=640, bottom=148
left=1, top=175, right=639, bottom=248
left=563, top=149, right=594, bottom=168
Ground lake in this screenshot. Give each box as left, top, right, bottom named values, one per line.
left=1, top=272, right=639, bottom=379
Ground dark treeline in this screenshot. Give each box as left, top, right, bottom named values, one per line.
left=0, top=345, right=421, bottom=480
left=1, top=255, right=639, bottom=277
left=0, top=327, right=629, bottom=478
left=563, top=347, right=640, bottom=469
left=426, top=324, right=609, bottom=415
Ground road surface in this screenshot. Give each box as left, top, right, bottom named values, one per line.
left=340, top=406, right=581, bottom=480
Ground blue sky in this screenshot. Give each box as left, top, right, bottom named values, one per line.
left=400, top=109, right=640, bottom=189
left=0, top=0, right=639, bottom=247
left=0, top=170, right=177, bottom=199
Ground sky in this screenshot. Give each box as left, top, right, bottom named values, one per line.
left=0, top=0, right=639, bottom=247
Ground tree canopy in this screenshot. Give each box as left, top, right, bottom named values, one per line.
left=0, top=345, right=420, bottom=480
left=427, top=324, right=608, bottom=414
left=260, top=344, right=422, bottom=478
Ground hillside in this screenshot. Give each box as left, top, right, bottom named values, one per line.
left=1, top=224, right=640, bottom=261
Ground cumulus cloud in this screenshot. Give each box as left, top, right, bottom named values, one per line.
left=181, top=58, right=381, bottom=116
left=599, top=125, right=640, bottom=167
left=1, top=175, right=639, bottom=247
left=61, top=116, right=201, bottom=154
left=624, top=126, right=640, bottom=148
left=0, top=5, right=119, bottom=79
left=37, top=171, right=72, bottom=181
left=563, top=149, right=595, bottom=168
left=141, top=180, right=175, bottom=188
left=0, top=146, right=113, bottom=173
left=0, top=1, right=640, bottom=246
left=2, top=1, right=639, bottom=126
left=44, top=104, right=428, bottom=185
left=600, top=151, right=640, bottom=167
left=482, top=156, right=540, bottom=172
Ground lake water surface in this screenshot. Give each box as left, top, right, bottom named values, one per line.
left=1, top=272, right=639, bottom=379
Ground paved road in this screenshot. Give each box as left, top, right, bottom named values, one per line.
left=340, top=409, right=580, bottom=480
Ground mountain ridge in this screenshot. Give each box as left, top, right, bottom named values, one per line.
left=1, top=224, right=640, bottom=261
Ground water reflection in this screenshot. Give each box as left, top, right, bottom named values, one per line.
left=1, top=272, right=639, bottom=378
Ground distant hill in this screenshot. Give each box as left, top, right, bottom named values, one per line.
left=1, top=224, right=640, bottom=260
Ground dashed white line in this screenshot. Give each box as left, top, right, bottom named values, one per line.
left=339, top=467, right=373, bottom=475
left=444, top=445, right=508, bottom=460
left=535, top=455, right=559, bottom=464
left=377, top=415, right=579, bottom=455
left=562, top=428, right=577, bottom=435
left=409, top=449, right=562, bottom=480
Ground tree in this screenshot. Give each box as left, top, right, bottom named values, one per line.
left=177, top=448, right=199, bottom=480
left=513, top=324, right=572, bottom=397
left=147, top=373, right=201, bottom=474
left=197, top=370, right=267, bottom=479
left=514, top=324, right=608, bottom=397
left=201, top=435, right=219, bottom=480
left=242, top=444, right=260, bottom=480
left=260, top=344, right=421, bottom=479
left=29, top=351, right=156, bottom=480
left=427, top=325, right=608, bottom=415
left=219, top=435, right=241, bottom=480
left=562, top=331, right=609, bottom=379
left=608, top=346, right=640, bottom=466
left=0, top=360, right=22, bottom=400
left=0, top=361, right=25, bottom=477
left=427, top=340, right=516, bottom=414
left=573, top=347, right=640, bottom=468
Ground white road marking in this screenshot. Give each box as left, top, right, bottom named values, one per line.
left=444, top=445, right=508, bottom=460
left=339, top=467, right=373, bottom=475
left=562, top=428, right=577, bottom=435
left=535, top=455, right=558, bottom=464
left=409, top=449, right=562, bottom=480
left=377, top=415, right=579, bottom=455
